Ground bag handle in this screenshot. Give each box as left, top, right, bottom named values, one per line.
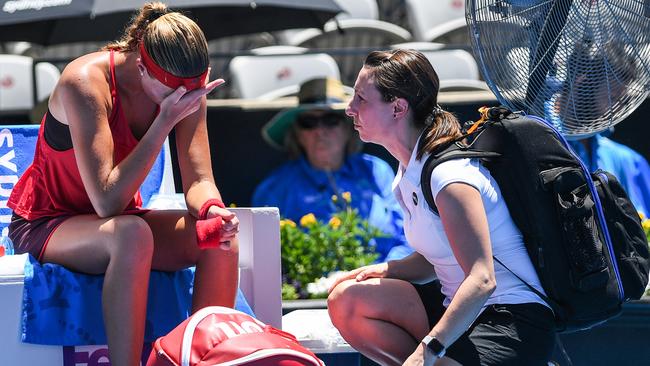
left=181, top=307, right=253, bottom=366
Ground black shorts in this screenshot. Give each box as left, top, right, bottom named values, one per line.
left=413, top=280, right=556, bottom=366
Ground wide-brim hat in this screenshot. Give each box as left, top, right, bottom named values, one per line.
left=262, top=78, right=351, bottom=150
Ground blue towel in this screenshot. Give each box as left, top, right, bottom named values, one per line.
left=21, top=255, right=254, bottom=345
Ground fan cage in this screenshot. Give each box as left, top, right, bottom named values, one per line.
left=466, top=0, right=650, bottom=139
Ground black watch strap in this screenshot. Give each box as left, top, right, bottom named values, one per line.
left=422, top=335, right=446, bottom=358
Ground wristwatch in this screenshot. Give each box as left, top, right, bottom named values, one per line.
left=422, top=335, right=446, bottom=358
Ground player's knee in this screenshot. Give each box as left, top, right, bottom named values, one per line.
left=109, top=215, right=154, bottom=262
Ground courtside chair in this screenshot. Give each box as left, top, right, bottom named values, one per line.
left=391, top=42, right=490, bottom=92
left=425, top=17, right=471, bottom=46
left=207, top=32, right=278, bottom=99
left=333, top=0, right=379, bottom=20
left=290, top=18, right=411, bottom=48
left=404, top=0, right=466, bottom=42
left=292, top=19, right=412, bottom=87
left=277, top=0, right=379, bottom=46
left=229, top=46, right=341, bottom=99
left=0, top=55, right=60, bottom=115
left=0, top=125, right=282, bottom=365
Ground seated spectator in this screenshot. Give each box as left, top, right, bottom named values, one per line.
left=252, top=77, right=412, bottom=262
left=569, top=132, right=650, bottom=217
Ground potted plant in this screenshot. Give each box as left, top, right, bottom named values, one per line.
left=280, top=193, right=383, bottom=300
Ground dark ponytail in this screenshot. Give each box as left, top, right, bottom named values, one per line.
left=417, top=107, right=462, bottom=160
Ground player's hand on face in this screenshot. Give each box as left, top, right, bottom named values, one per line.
left=159, top=68, right=224, bottom=126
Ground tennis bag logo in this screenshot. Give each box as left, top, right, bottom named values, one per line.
left=208, top=315, right=265, bottom=340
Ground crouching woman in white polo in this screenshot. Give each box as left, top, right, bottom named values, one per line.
left=327, top=49, right=556, bottom=366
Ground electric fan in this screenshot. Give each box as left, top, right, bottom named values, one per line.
left=466, top=0, right=650, bottom=139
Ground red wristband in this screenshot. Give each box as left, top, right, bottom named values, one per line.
left=198, top=199, right=225, bottom=220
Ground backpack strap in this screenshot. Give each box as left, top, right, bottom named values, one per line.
left=492, top=256, right=553, bottom=307
left=419, top=143, right=555, bottom=314
left=420, top=143, right=500, bottom=215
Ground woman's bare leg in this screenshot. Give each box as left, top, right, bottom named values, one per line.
left=40, top=209, right=239, bottom=365
left=141, top=210, right=239, bottom=311
left=42, top=214, right=154, bottom=366
left=190, top=243, right=239, bottom=310
left=328, top=278, right=431, bottom=366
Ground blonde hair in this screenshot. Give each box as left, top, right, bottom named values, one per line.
left=103, top=2, right=208, bottom=77
left=364, top=49, right=462, bottom=160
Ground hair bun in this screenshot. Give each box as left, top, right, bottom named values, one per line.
left=143, top=2, right=169, bottom=23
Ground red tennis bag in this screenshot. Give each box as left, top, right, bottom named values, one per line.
left=146, top=306, right=325, bottom=366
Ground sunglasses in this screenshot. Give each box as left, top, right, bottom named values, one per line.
left=296, top=113, right=346, bottom=130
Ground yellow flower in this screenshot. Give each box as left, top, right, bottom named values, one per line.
left=640, top=211, right=646, bottom=220
left=342, top=191, right=352, bottom=203
left=280, top=219, right=296, bottom=228
left=331, top=194, right=338, bottom=202
left=300, top=213, right=317, bottom=227
left=642, top=219, right=650, bottom=232
left=329, top=216, right=342, bottom=229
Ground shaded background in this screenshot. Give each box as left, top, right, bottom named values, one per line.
left=169, top=94, right=650, bottom=207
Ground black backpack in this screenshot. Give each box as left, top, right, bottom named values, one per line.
left=420, top=106, right=650, bottom=333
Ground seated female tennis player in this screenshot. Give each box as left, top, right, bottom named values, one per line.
left=7, top=3, right=238, bottom=365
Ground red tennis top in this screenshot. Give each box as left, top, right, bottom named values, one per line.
left=8, top=51, right=144, bottom=220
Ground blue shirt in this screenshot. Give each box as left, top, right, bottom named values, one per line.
left=569, top=135, right=650, bottom=217
left=252, top=153, right=411, bottom=261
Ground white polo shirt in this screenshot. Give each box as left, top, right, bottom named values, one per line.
left=393, top=144, right=548, bottom=308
